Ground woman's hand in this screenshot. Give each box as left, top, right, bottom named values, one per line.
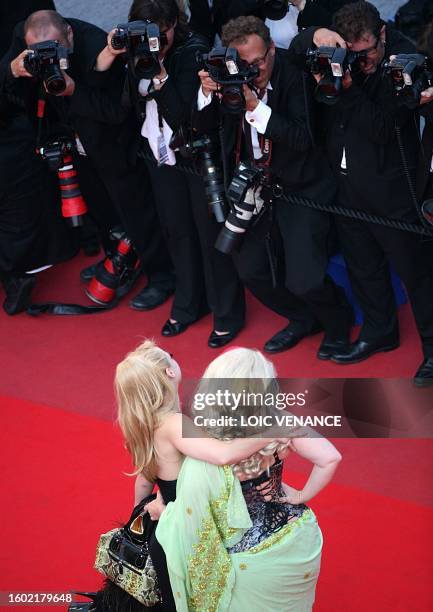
left=278, top=482, right=304, bottom=505
left=94, top=29, right=125, bottom=72
left=144, top=490, right=166, bottom=521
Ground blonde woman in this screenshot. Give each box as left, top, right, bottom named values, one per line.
left=115, top=340, right=287, bottom=610
left=156, top=347, right=342, bottom=611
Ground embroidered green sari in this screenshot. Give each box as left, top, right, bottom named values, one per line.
left=156, top=458, right=323, bottom=612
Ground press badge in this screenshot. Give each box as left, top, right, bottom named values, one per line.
left=157, top=131, right=169, bottom=166
left=75, top=135, right=87, bottom=156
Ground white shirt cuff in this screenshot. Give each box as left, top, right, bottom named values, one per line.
left=197, top=86, right=213, bottom=110
left=245, top=100, right=272, bottom=134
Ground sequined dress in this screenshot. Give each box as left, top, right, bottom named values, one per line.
left=227, top=456, right=307, bottom=553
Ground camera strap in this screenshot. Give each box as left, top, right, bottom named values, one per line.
left=236, top=115, right=273, bottom=179
left=35, top=86, right=47, bottom=153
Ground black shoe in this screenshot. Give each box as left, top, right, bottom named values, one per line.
left=130, top=285, right=174, bottom=311
left=208, top=329, right=240, bottom=349
left=264, top=323, right=321, bottom=354
left=317, top=338, right=350, bottom=361
left=80, top=263, right=99, bottom=282
left=161, top=319, right=189, bottom=337
left=2, top=275, right=36, bottom=315
left=116, top=267, right=143, bottom=298
left=330, top=337, right=400, bottom=364
left=413, top=357, right=433, bottom=387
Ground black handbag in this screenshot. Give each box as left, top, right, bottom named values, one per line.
left=94, top=493, right=161, bottom=606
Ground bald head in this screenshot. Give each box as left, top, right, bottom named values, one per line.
left=24, top=10, right=72, bottom=49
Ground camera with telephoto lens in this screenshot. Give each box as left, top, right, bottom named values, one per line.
left=169, top=129, right=228, bottom=222
left=38, top=138, right=88, bottom=227
left=306, top=46, right=367, bottom=104
left=383, top=54, right=433, bottom=109
left=23, top=40, right=70, bottom=95
left=111, top=20, right=166, bottom=79
left=215, top=161, right=267, bottom=254
left=197, top=47, right=259, bottom=113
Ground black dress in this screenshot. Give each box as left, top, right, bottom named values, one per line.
left=149, top=478, right=177, bottom=612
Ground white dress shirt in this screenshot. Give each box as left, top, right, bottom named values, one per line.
left=197, top=82, right=273, bottom=159
left=139, top=77, right=176, bottom=166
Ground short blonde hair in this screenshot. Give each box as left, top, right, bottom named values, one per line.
left=194, top=347, right=291, bottom=477
left=115, top=339, right=179, bottom=480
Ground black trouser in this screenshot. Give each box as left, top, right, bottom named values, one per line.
left=336, top=216, right=433, bottom=358
left=75, top=155, right=173, bottom=287
left=234, top=201, right=353, bottom=338
left=0, top=158, right=77, bottom=281
left=149, top=535, right=176, bottom=611
left=144, top=158, right=245, bottom=331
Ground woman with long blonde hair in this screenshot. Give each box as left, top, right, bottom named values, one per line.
left=115, top=339, right=286, bottom=610
left=156, top=347, right=342, bottom=611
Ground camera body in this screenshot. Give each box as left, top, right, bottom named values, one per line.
left=112, top=20, right=165, bottom=79
left=38, top=137, right=74, bottom=172
left=306, top=46, right=366, bottom=104
left=24, top=40, right=70, bottom=95
left=197, top=47, right=259, bottom=113
left=383, top=54, right=433, bottom=109
left=215, top=161, right=268, bottom=254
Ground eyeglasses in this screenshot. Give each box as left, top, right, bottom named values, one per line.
left=249, top=47, right=271, bottom=69
left=357, top=37, right=381, bottom=58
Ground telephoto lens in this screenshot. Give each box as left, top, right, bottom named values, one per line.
left=86, top=234, right=141, bottom=305
left=200, top=148, right=228, bottom=222
left=215, top=162, right=265, bottom=254
left=57, top=155, right=88, bottom=227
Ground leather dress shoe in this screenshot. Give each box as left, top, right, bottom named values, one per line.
left=413, top=357, right=433, bottom=387
left=317, top=338, right=350, bottom=361
left=208, top=329, right=239, bottom=349
left=130, top=285, right=174, bottom=311
left=80, top=262, right=99, bottom=282
left=264, top=324, right=321, bottom=354
left=161, top=319, right=189, bottom=337
left=330, top=337, right=400, bottom=364
left=2, top=275, right=36, bottom=315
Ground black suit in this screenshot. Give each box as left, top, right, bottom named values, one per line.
left=0, top=18, right=172, bottom=282
left=292, top=25, right=433, bottom=357
left=0, top=0, right=55, bottom=59
left=127, top=34, right=245, bottom=332
left=196, top=48, right=353, bottom=338
left=0, top=0, right=78, bottom=282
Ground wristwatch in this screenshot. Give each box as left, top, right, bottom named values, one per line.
left=153, top=73, right=169, bottom=86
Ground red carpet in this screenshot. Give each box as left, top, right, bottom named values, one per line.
left=1, top=253, right=432, bottom=611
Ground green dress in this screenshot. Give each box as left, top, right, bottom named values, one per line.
left=156, top=457, right=323, bottom=611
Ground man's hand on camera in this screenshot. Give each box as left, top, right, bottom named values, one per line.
left=199, top=69, right=218, bottom=97
left=420, top=87, right=433, bottom=105
left=10, top=50, right=32, bottom=78
left=51, top=71, right=75, bottom=96
left=243, top=85, right=260, bottom=112
left=342, top=70, right=352, bottom=90
left=313, top=28, right=346, bottom=49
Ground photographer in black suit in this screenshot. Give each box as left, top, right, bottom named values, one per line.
left=197, top=16, right=354, bottom=357
left=291, top=1, right=433, bottom=385
left=0, top=9, right=173, bottom=309
left=97, top=0, right=245, bottom=346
